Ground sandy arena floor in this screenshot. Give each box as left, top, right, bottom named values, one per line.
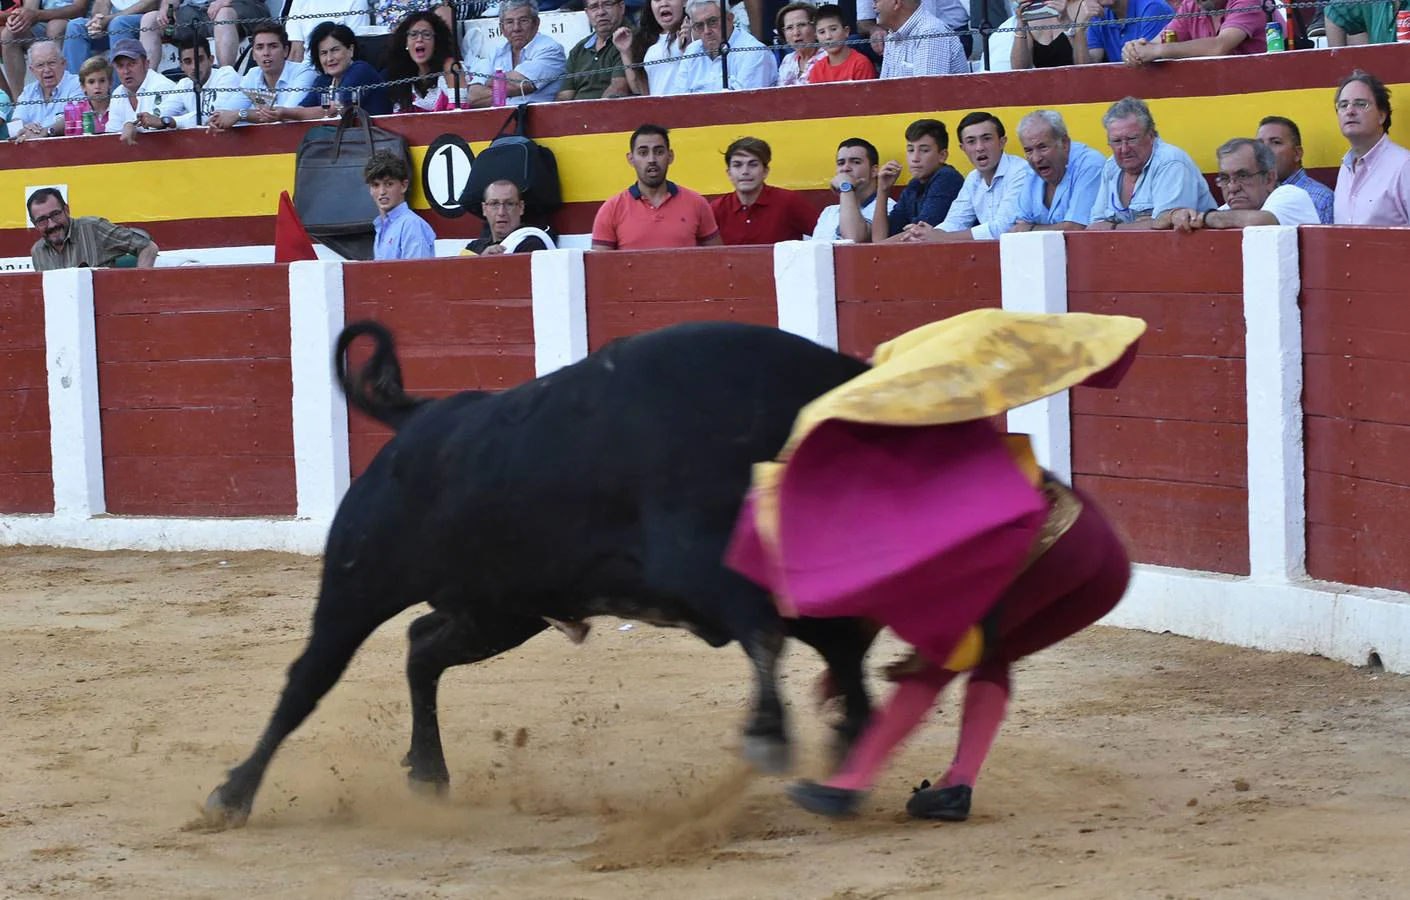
left=2, top=545, right=1409, bottom=899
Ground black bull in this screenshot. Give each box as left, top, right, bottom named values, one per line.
left=204, top=319, right=883, bottom=827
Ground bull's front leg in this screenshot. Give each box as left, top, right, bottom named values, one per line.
left=740, top=624, right=793, bottom=774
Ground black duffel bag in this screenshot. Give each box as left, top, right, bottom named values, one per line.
left=459, top=104, right=562, bottom=224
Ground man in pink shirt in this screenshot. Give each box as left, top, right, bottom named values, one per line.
left=1120, top=0, right=1265, bottom=65
left=592, top=123, right=722, bottom=250
left=1334, top=68, right=1410, bottom=226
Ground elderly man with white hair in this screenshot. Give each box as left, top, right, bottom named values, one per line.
left=6, top=41, right=83, bottom=140
left=467, top=0, right=566, bottom=106
left=675, top=0, right=778, bottom=93
left=1009, top=109, right=1105, bottom=233
left=1089, top=95, right=1214, bottom=230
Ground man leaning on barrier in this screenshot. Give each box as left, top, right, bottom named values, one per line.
left=28, top=188, right=159, bottom=271
left=1088, top=95, right=1215, bottom=229
left=1156, top=137, right=1318, bottom=231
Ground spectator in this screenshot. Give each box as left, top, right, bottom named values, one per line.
left=872, top=118, right=964, bottom=241
left=1089, top=95, right=1215, bottom=229
left=63, top=0, right=153, bottom=76
left=710, top=136, right=821, bottom=243
left=1010, top=109, right=1104, bottom=231
left=364, top=149, right=436, bottom=260
left=1333, top=69, right=1410, bottom=226
left=809, top=137, right=896, bottom=242
left=859, top=0, right=970, bottom=59
left=75, top=54, right=113, bottom=132
left=7, top=42, right=83, bottom=141
left=677, top=0, right=779, bottom=93
left=1326, top=0, right=1408, bottom=46
left=170, top=36, right=240, bottom=128
left=1010, top=0, right=1097, bottom=69
left=466, top=0, right=566, bottom=107
left=807, top=3, right=877, bottom=82
left=1121, top=0, right=1265, bottom=65
left=104, top=39, right=191, bottom=142
left=28, top=187, right=158, bottom=270
left=2, top=0, right=84, bottom=99
left=775, top=2, right=820, bottom=85
left=207, top=21, right=316, bottom=130
left=139, top=0, right=271, bottom=70
left=1085, top=0, right=1173, bottom=62
left=592, top=124, right=721, bottom=250
left=615, top=0, right=690, bottom=96
left=464, top=180, right=556, bottom=255
left=276, top=22, right=390, bottom=119
left=557, top=0, right=630, bottom=100
left=1156, top=137, right=1318, bottom=230
left=382, top=11, right=461, bottom=113
left=285, top=0, right=370, bottom=63
left=901, top=111, right=1029, bottom=241
left=874, top=0, right=968, bottom=78
left=1257, top=115, right=1334, bottom=225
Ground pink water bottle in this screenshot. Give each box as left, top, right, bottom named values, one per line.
left=63, top=101, right=81, bottom=136
left=491, top=68, right=507, bottom=107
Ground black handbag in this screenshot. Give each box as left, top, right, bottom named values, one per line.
left=459, top=104, right=562, bottom=223
left=292, top=106, right=411, bottom=261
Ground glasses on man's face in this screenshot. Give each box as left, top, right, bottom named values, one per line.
left=32, top=210, right=65, bottom=227
left=501, top=14, right=534, bottom=28
left=32, top=59, right=60, bottom=70
left=1335, top=98, right=1373, bottom=112
left=1107, top=135, right=1148, bottom=149
left=406, top=28, right=436, bottom=40
left=1213, top=169, right=1266, bottom=188
left=691, top=15, right=722, bottom=31
left=483, top=200, right=521, bottom=211
left=585, top=0, right=620, bottom=10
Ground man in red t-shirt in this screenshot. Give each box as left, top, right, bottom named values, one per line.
left=808, top=3, right=878, bottom=84
left=710, top=137, right=822, bottom=244
left=592, top=123, right=721, bottom=251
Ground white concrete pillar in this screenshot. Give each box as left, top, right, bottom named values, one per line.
left=1242, top=225, right=1305, bottom=581
left=773, top=240, right=838, bottom=349
left=42, top=268, right=105, bottom=518
left=999, top=230, right=1071, bottom=482
left=289, top=260, right=350, bottom=522
left=530, top=248, right=588, bottom=377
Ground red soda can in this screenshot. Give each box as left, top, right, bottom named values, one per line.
left=1397, top=9, right=1410, bottom=41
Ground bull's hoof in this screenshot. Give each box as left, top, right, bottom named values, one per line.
left=786, top=780, right=864, bottom=818
left=741, top=734, right=793, bottom=775
left=202, top=785, right=252, bottom=830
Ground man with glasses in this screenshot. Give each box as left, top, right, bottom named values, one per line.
left=5, top=42, right=82, bottom=140
left=1333, top=68, right=1410, bottom=226
left=464, top=180, right=555, bottom=255
left=676, top=0, right=778, bottom=93
left=557, top=0, right=629, bottom=100
left=468, top=0, right=566, bottom=107
left=1155, top=137, right=1318, bottom=231
left=27, top=188, right=159, bottom=271
left=1089, top=95, right=1214, bottom=230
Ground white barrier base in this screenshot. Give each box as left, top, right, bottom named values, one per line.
left=0, top=515, right=330, bottom=555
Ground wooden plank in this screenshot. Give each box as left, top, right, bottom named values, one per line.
left=1307, top=522, right=1410, bottom=594
left=1071, top=415, right=1247, bottom=488
left=0, top=388, right=49, bottom=432
left=584, top=247, right=776, bottom=303
left=365, top=348, right=536, bottom=394
left=101, top=407, right=294, bottom=459
left=93, top=265, right=289, bottom=315
left=97, top=359, right=294, bottom=410
left=342, top=299, right=534, bottom=346
left=349, top=432, right=393, bottom=479
left=1303, top=354, right=1410, bottom=426
left=1074, top=474, right=1249, bottom=575
left=0, top=430, right=51, bottom=475
left=1301, top=289, right=1410, bottom=361
left=1305, top=416, right=1410, bottom=486
left=95, top=308, right=291, bottom=364
left=588, top=299, right=777, bottom=350
left=836, top=298, right=1000, bottom=359
left=1299, top=227, right=1410, bottom=294
left=1068, top=292, right=1245, bottom=358
left=1306, top=470, right=1410, bottom=529
left=1071, top=356, right=1246, bottom=423
left=0, top=349, right=47, bottom=391
left=0, top=277, right=44, bottom=351
left=834, top=243, right=1000, bottom=303
left=1067, top=231, right=1243, bottom=294
left=344, top=256, right=533, bottom=302
left=103, top=455, right=296, bottom=516
left=0, top=472, right=52, bottom=514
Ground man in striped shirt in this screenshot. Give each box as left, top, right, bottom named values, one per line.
left=28, top=189, right=158, bottom=271
left=873, top=0, right=968, bottom=78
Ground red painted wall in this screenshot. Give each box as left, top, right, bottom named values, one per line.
left=92, top=266, right=296, bottom=516
left=342, top=256, right=536, bottom=476
left=1068, top=232, right=1249, bottom=575
left=1301, top=228, right=1410, bottom=593
left=584, top=247, right=776, bottom=350
left=0, top=274, right=52, bottom=513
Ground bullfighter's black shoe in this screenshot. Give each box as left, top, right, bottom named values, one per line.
left=786, top=780, right=864, bottom=818
left=905, top=779, right=972, bottom=821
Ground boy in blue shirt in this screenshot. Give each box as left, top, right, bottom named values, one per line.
left=364, top=150, right=436, bottom=261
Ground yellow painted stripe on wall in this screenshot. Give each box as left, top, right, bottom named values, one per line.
left=2, top=84, right=1400, bottom=230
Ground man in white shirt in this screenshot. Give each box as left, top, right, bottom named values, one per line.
left=170, top=37, right=241, bottom=128
left=465, top=0, right=566, bottom=107
left=809, top=137, right=897, bottom=242
left=208, top=22, right=315, bottom=130
left=6, top=41, right=83, bottom=140
left=675, top=0, right=778, bottom=93
left=104, top=40, right=193, bottom=142
left=873, top=0, right=968, bottom=79
left=1157, top=137, right=1319, bottom=231
left=901, top=111, right=1030, bottom=241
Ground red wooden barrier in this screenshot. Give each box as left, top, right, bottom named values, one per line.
left=1068, top=231, right=1249, bottom=575
left=343, top=256, right=535, bottom=476
left=0, top=274, right=52, bottom=513
left=584, top=247, right=777, bottom=350
left=92, top=266, right=296, bottom=516
left=834, top=243, right=1002, bottom=359
left=1301, top=228, right=1410, bottom=593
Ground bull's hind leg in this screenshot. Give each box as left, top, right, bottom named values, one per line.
left=402, top=609, right=548, bottom=791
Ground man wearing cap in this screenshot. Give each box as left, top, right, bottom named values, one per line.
left=105, top=38, right=192, bottom=143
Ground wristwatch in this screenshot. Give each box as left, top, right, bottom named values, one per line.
left=160, top=115, right=175, bottom=129
left=839, top=182, right=854, bottom=193
left=239, top=108, right=248, bottom=122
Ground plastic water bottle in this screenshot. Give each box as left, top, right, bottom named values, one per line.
left=491, top=68, right=507, bottom=107
left=63, top=101, right=81, bottom=136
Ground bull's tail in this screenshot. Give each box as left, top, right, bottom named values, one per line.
left=335, top=321, right=429, bottom=431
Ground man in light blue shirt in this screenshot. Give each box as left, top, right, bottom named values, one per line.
left=1089, top=96, right=1215, bottom=229
left=207, top=22, right=315, bottom=129
left=365, top=150, right=437, bottom=261
left=468, top=0, right=566, bottom=107
left=899, top=111, right=1030, bottom=242
left=675, top=0, right=778, bottom=93
left=6, top=42, right=83, bottom=139
left=1010, top=110, right=1105, bottom=232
